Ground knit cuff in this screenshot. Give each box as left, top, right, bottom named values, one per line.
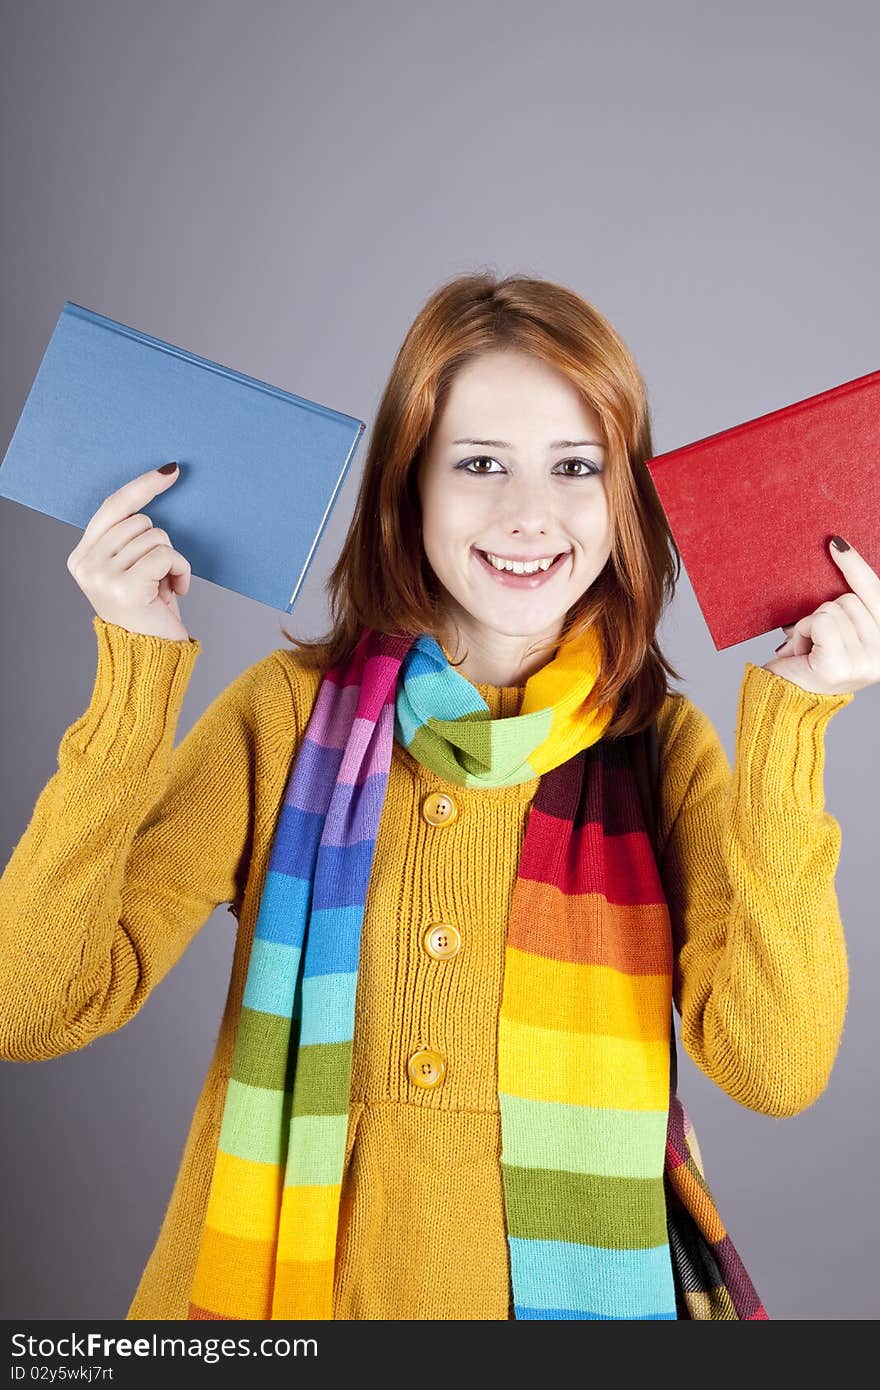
left=736, top=661, right=853, bottom=810
left=61, top=615, right=202, bottom=775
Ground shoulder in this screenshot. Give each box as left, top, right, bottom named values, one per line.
left=656, top=685, right=718, bottom=745
left=654, top=661, right=853, bottom=775
left=647, top=687, right=729, bottom=860
left=197, top=646, right=325, bottom=746
left=654, top=685, right=730, bottom=782
left=265, top=644, right=327, bottom=722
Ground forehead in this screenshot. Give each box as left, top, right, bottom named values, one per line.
left=435, top=349, right=604, bottom=440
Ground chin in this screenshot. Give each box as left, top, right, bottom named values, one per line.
left=460, top=602, right=569, bottom=637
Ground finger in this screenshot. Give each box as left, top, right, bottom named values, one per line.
left=129, top=544, right=190, bottom=588
left=834, top=590, right=880, bottom=645
left=828, top=536, right=880, bottom=622
left=115, top=525, right=172, bottom=572
left=817, top=600, right=861, bottom=661
left=792, top=604, right=852, bottom=662
left=72, top=464, right=179, bottom=559
left=786, top=611, right=821, bottom=658
left=91, top=512, right=156, bottom=563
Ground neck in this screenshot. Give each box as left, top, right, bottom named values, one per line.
left=438, top=623, right=560, bottom=688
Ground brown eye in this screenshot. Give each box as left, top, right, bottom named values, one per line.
left=458, top=456, right=502, bottom=474
left=558, top=459, right=602, bottom=477
left=457, top=456, right=600, bottom=477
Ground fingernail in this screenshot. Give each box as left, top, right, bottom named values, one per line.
left=831, top=534, right=850, bottom=551
left=774, top=639, right=788, bottom=652
left=158, top=461, right=178, bottom=475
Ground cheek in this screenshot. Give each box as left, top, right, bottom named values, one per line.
left=424, top=489, right=483, bottom=540
left=573, top=490, right=610, bottom=533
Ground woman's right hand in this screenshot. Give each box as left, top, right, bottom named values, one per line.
left=66, top=463, right=193, bottom=641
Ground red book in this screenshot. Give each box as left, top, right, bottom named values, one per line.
left=645, top=368, right=880, bottom=649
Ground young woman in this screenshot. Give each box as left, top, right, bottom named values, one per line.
left=1, top=272, right=876, bottom=1322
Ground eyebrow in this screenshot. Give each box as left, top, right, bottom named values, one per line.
left=450, top=437, right=605, bottom=449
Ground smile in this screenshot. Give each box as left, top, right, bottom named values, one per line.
left=472, top=547, right=570, bottom=588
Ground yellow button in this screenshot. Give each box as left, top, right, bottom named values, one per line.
left=422, top=923, right=461, bottom=960
left=421, top=791, right=458, bottom=826
left=407, top=1047, right=447, bottom=1088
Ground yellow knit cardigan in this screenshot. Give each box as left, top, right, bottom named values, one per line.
left=0, top=617, right=853, bottom=1319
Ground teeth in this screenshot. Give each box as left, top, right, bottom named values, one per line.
left=482, top=551, right=559, bottom=574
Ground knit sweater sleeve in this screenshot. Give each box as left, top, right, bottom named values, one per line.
left=0, top=616, right=298, bottom=1063
left=655, top=660, right=854, bottom=1119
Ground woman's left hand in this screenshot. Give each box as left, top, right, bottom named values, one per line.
left=761, top=536, right=880, bottom=696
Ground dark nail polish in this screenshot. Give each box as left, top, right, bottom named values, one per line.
left=831, top=534, right=850, bottom=551
left=158, top=461, right=178, bottom=474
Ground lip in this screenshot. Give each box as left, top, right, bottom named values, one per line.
left=472, top=546, right=570, bottom=588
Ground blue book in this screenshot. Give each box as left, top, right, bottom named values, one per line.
left=0, top=302, right=366, bottom=613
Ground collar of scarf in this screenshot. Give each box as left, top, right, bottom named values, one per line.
left=186, top=624, right=752, bottom=1320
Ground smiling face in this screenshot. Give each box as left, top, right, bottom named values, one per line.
left=416, top=348, right=613, bottom=686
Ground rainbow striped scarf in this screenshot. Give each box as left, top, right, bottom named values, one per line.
left=188, top=624, right=765, bottom=1320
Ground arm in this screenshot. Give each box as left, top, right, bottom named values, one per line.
left=656, top=661, right=853, bottom=1118
left=0, top=616, right=298, bottom=1062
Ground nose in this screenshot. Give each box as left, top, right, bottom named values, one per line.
left=499, top=473, right=554, bottom=538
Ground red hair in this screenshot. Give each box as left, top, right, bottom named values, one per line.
left=280, top=269, right=684, bottom=736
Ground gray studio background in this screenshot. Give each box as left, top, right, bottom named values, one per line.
left=1, top=0, right=877, bottom=1322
